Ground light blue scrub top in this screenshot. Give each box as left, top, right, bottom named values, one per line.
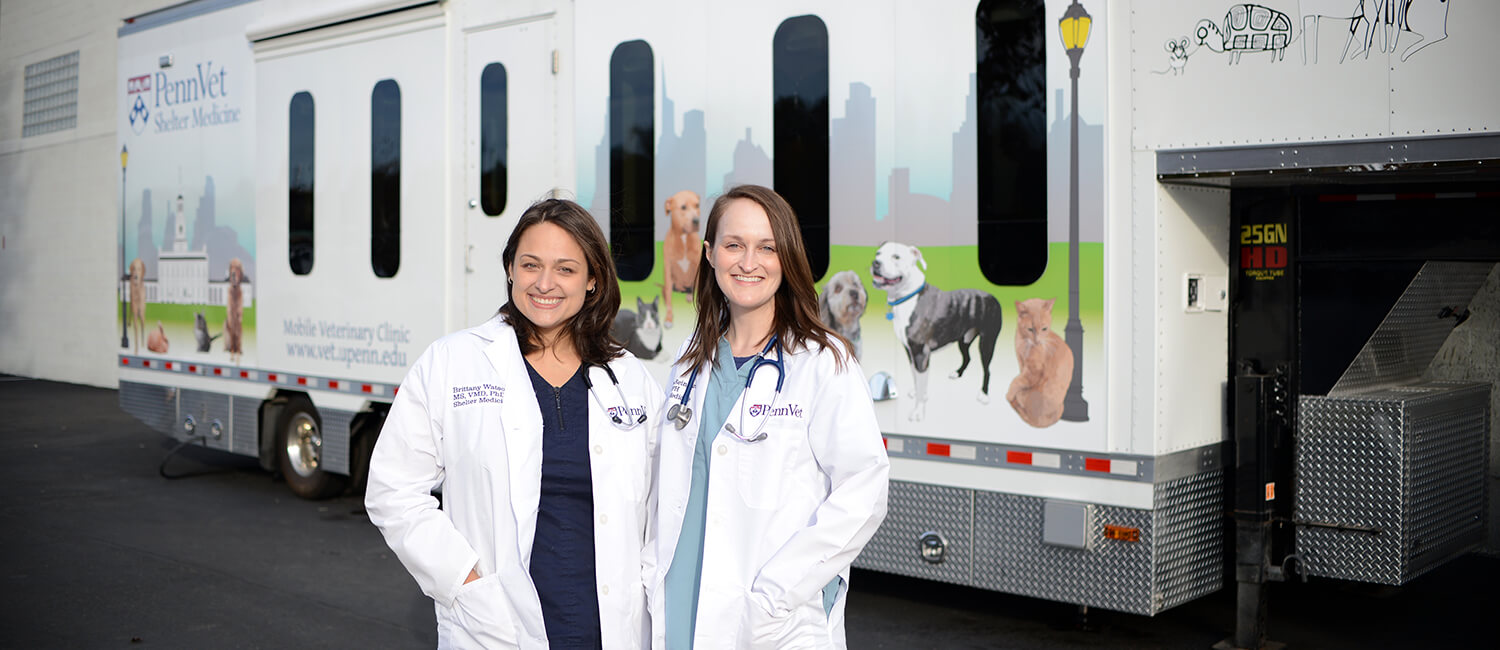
left=662, top=339, right=839, bottom=650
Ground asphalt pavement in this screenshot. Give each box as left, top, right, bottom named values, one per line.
left=1, top=376, right=1493, bottom=648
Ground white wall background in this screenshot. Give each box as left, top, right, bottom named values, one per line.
left=0, top=0, right=178, bottom=387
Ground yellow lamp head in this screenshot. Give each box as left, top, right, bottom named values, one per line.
left=1060, top=1, right=1092, bottom=53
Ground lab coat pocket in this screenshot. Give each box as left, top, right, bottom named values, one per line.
left=445, top=574, right=520, bottom=648
left=742, top=596, right=830, bottom=650
left=735, top=420, right=803, bottom=509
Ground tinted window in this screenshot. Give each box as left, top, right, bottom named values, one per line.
left=289, top=91, right=315, bottom=275
left=773, top=15, right=829, bottom=280
left=480, top=63, right=507, bottom=217
left=610, top=40, right=654, bottom=281
left=976, top=0, right=1047, bottom=285
left=371, top=79, right=401, bottom=278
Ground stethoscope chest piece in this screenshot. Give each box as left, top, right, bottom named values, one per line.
left=667, top=402, right=693, bottom=430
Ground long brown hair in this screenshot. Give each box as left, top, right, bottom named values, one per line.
left=498, top=198, right=624, bottom=365
left=677, top=184, right=849, bottom=374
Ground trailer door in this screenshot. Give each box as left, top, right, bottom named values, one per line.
left=465, top=18, right=557, bottom=325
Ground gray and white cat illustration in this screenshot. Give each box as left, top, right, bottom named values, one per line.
left=194, top=312, right=222, bottom=353
left=612, top=296, right=663, bottom=360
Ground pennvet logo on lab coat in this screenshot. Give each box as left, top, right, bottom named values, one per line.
left=608, top=406, right=647, bottom=422
left=748, top=403, right=804, bottom=419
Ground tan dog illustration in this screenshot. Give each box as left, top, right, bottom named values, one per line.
left=128, top=258, right=147, bottom=354
left=224, top=258, right=244, bottom=364
left=1006, top=298, right=1073, bottom=428
left=660, top=189, right=701, bottom=327
left=818, top=270, right=867, bottom=360
left=146, top=321, right=170, bottom=354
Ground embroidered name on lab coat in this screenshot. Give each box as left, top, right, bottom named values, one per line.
left=452, top=383, right=504, bottom=408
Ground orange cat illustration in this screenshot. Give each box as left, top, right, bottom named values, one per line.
left=1006, top=298, right=1073, bottom=428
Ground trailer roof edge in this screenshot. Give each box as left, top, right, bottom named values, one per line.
left=1156, top=133, right=1500, bottom=186
left=120, top=0, right=257, bottom=38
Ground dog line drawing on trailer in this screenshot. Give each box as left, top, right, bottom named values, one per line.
left=1169, top=1, right=1453, bottom=71
left=871, top=242, right=1004, bottom=422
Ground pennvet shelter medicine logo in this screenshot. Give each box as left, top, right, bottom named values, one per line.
left=747, top=403, right=804, bottom=419
left=126, top=74, right=151, bottom=135
left=123, top=61, right=240, bottom=135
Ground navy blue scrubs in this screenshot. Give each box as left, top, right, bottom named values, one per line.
left=524, top=360, right=603, bottom=649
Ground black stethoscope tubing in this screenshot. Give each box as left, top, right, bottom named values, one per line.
left=582, top=363, right=648, bottom=430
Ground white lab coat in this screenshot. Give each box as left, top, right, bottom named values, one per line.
left=648, top=337, right=890, bottom=649
left=366, top=316, right=664, bottom=649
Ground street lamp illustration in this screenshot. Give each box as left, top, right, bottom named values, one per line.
left=1059, top=0, right=1090, bottom=421
left=120, top=144, right=129, bottom=349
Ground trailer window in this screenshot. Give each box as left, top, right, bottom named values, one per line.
left=773, top=15, right=829, bottom=281
left=289, top=91, right=315, bottom=275
left=480, top=63, right=507, bottom=217
left=371, top=79, right=401, bottom=278
left=976, top=0, right=1047, bottom=285
left=610, top=40, right=654, bottom=281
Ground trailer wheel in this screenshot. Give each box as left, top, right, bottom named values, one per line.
left=276, top=396, right=344, bottom=499
left=347, top=412, right=383, bottom=497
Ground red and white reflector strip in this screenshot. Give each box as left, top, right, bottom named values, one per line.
left=1084, top=457, right=1138, bottom=476
left=119, top=355, right=394, bottom=398
left=1006, top=451, right=1061, bottom=468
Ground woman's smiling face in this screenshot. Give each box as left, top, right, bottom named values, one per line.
left=509, top=221, right=594, bottom=339
left=707, top=198, right=782, bottom=319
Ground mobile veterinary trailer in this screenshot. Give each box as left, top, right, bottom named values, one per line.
left=115, top=0, right=1499, bottom=643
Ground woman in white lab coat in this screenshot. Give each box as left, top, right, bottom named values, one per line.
left=367, top=199, right=663, bottom=649
left=650, top=185, right=890, bottom=649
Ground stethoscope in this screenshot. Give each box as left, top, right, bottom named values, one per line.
left=665, top=335, right=785, bottom=443
left=581, top=363, right=648, bottom=431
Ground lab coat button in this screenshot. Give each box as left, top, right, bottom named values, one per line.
left=593, top=444, right=603, bottom=454
left=599, top=513, right=609, bottom=525
left=716, top=445, right=727, bottom=456
left=601, top=584, right=610, bottom=595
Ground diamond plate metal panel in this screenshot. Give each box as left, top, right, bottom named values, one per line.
left=1330, top=262, right=1494, bottom=396
left=854, top=481, right=973, bottom=586
left=231, top=396, right=261, bottom=458
left=859, top=472, right=1223, bottom=615
left=178, top=389, right=233, bottom=452
left=972, top=492, right=1155, bottom=615
left=320, top=408, right=355, bottom=475
left=1152, top=471, right=1224, bottom=612
left=1297, top=382, right=1489, bottom=584
left=119, top=381, right=177, bottom=435
left=1423, top=263, right=1500, bottom=557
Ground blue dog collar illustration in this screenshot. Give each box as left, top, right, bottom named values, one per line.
left=885, top=283, right=927, bottom=320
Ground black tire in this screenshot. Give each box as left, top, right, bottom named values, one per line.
left=276, top=395, right=345, bottom=500
left=347, top=413, right=383, bottom=497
